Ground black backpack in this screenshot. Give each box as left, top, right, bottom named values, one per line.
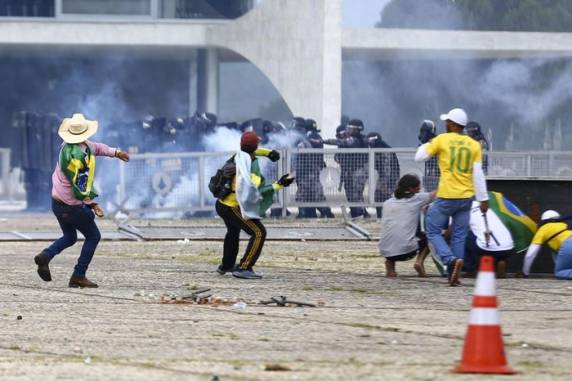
left=208, top=156, right=236, bottom=199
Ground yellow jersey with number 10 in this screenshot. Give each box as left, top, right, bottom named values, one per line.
left=425, top=132, right=482, bottom=199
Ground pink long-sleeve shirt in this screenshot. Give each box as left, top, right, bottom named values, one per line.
left=52, top=141, right=117, bottom=206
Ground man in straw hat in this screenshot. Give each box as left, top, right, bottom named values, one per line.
left=34, top=113, right=130, bottom=288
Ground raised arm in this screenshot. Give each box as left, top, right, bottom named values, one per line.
left=415, top=143, right=431, bottom=162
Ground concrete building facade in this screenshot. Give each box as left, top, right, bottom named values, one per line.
left=1, top=0, right=572, bottom=137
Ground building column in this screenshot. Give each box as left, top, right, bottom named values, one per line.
left=205, top=48, right=219, bottom=114
left=188, top=50, right=198, bottom=116
left=196, top=48, right=219, bottom=114
left=208, top=0, right=342, bottom=137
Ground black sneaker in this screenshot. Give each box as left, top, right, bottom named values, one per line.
left=216, top=265, right=238, bottom=275
left=447, top=258, right=463, bottom=287
left=232, top=269, right=263, bottom=279
left=34, top=250, right=53, bottom=282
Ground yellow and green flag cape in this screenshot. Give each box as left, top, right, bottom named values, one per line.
left=59, top=143, right=97, bottom=201
left=488, top=191, right=536, bottom=253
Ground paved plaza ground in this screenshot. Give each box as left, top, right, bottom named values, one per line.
left=0, top=215, right=571, bottom=380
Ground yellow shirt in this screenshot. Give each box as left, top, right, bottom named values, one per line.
left=532, top=222, right=572, bottom=252
left=425, top=132, right=482, bottom=199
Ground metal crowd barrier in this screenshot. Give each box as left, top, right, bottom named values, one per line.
left=116, top=149, right=572, bottom=216
left=116, top=151, right=283, bottom=216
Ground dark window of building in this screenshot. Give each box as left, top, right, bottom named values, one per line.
left=62, top=0, right=151, bottom=16
left=0, top=0, right=55, bottom=17
left=161, top=0, right=253, bottom=19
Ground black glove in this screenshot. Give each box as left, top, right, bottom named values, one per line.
left=277, top=174, right=295, bottom=187
left=268, top=150, right=280, bottom=162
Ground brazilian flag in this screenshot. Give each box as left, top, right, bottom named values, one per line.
left=488, top=191, right=536, bottom=253
left=59, top=143, right=98, bottom=201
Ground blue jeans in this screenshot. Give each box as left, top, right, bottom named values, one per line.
left=555, top=238, right=572, bottom=280
left=426, top=198, right=472, bottom=266
left=46, top=199, right=101, bottom=277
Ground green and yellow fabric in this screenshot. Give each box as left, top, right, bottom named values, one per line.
left=59, top=143, right=97, bottom=201
left=488, top=191, right=537, bottom=253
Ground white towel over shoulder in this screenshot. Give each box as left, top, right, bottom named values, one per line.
left=235, top=151, right=262, bottom=219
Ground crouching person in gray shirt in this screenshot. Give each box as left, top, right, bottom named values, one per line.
left=378, top=174, right=435, bottom=277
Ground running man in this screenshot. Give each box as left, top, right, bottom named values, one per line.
left=415, top=108, right=489, bottom=286
left=34, top=113, right=130, bottom=288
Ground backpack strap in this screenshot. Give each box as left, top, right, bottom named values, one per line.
left=545, top=229, right=568, bottom=245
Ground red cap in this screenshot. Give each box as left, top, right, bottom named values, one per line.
left=240, top=131, right=261, bottom=153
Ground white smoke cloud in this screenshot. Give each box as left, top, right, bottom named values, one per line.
left=476, top=59, right=572, bottom=127
left=201, top=127, right=242, bottom=152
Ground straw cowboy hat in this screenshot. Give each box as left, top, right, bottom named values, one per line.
left=58, top=113, right=98, bottom=144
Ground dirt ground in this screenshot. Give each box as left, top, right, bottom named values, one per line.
left=1, top=215, right=571, bottom=381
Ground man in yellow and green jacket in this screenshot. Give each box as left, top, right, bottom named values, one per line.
left=215, top=131, right=294, bottom=279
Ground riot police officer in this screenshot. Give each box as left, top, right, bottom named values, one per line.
left=13, top=112, right=56, bottom=211
left=367, top=132, right=400, bottom=219
left=418, top=120, right=440, bottom=192
left=341, top=119, right=369, bottom=218
left=294, top=119, right=334, bottom=218
left=466, top=121, right=489, bottom=175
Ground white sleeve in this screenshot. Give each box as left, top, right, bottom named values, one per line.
left=523, top=244, right=541, bottom=276
left=415, top=144, right=431, bottom=162
left=472, top=162, right=489, bottom=202
left=419, top=192, right=433, bottom=206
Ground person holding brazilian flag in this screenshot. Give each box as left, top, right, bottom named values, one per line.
left=34, top=113, right=130, bottom=288
left=215, top=131, right=294, bottom=279
left=464, top=191, right=537, bottom=278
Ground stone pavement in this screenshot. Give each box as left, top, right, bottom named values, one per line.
left=0, top=221, right=571, bottom=380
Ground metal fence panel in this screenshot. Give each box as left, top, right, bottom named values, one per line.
left=116, top=149, right=572, bottom=215
left=486, top=151, right=572, bottom=179
left=119, top=151, right=282, bottom=216
left=285, top=148, right=419, bottom=207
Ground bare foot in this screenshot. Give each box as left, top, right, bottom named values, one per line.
left=414, top=263, right=427, bottom=277
left=385, top=260, right=397, bottom=278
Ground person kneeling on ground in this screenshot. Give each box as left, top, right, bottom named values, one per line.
left=464, top=199, right=515, bottom=278
left=522, top=210, right=572, bottom=280
left=378, top=174, right=435, bottom=277
left=34, top=113, right=130, bottom=288
left=215, top=131, right=294, bottom=279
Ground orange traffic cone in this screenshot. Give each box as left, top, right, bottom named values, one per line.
left=454, top=255, right=516, bottom=374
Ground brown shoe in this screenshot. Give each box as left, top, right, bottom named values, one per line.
left=34, top=250, right=53, bottom=282
left=69, top=276, right=98, bottom=288
left=496, top=260, right=507, bottom=279
left=462, top=271, right=477, bottom=279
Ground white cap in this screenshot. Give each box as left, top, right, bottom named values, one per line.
left=541, top=210, right=560, bottom=221
left=440, top=108, right=468, bottom=127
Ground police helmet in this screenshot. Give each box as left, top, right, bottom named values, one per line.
left=465, top=121, right=483, bottom=140
left=418, top=120, right=436, bottom=144
left=347, top=119, right=364, bottom=136
left=304, top=118, right=319, bottom=132
left=336, top=125, right=347, bottom=139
